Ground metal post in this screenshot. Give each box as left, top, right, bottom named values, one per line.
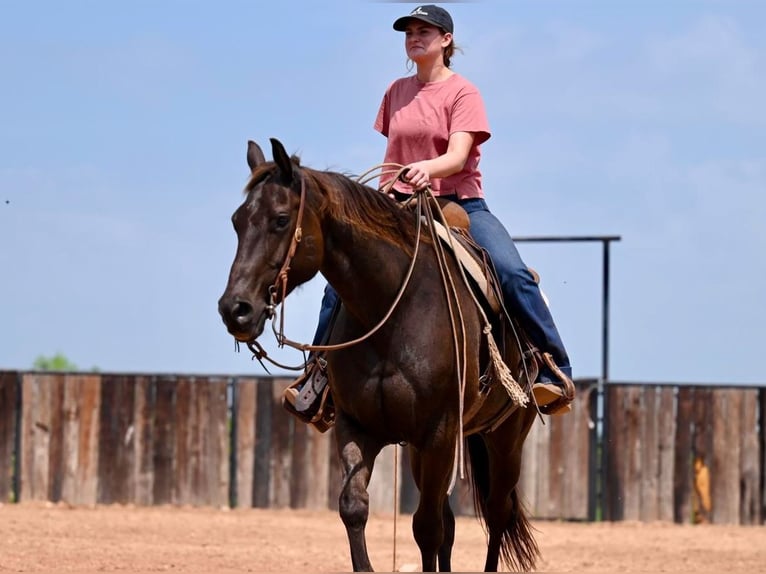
left=602, top=239, right=611, bottom=387
left=597, top=239, right=612, bottom=521
left=512, top=234, right=620, bottom=522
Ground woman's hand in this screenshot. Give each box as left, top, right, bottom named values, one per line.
left=403, top=161, right=431, bottom=190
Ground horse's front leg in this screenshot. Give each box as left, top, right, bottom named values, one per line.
left=335, top=413, right=384, bottom=572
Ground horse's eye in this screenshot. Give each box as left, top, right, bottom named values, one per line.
left=275, top=214, right=290, bottom=229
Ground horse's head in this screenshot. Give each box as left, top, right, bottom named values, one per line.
left=218, top=138, right=324, bottom=343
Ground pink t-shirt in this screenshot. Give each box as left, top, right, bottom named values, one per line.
left=374, top=73, right=491, bottom=199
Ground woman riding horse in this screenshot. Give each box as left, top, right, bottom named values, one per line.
left=284, top=4, right=574, bottom=428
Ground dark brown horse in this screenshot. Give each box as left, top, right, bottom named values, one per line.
left=218, top=138, right=540, bottom=572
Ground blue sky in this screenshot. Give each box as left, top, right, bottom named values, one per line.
left=1, top=1, right=764, bottom=385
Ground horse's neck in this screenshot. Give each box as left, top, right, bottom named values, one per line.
left=320, top=220, right=413, bottom=320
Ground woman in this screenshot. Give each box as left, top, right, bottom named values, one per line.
left=284, top=4, right=573, bottom=427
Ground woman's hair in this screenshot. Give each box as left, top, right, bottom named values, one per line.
left=443, top=36, right=461, bottom=68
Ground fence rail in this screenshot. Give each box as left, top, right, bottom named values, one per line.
left=0, top=370, right=763, bottom=524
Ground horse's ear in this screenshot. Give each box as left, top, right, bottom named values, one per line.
left=270, top=138, right=294, bottom=185
left=246, top=140, right=266, bottom=173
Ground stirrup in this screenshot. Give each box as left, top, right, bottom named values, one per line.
left=532, top=353, right=575, bottom=416
left=281, top=357, right=335, bottom=432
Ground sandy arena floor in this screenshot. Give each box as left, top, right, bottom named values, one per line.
left=1, top=502, right=765, bottom=572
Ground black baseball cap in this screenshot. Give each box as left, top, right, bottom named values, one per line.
left=393, top=5, right=454, bottom=34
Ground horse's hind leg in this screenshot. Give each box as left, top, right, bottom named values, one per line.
left=409, top=445, right=456, bottom=572
left=478, top=410, right=539, bottom=572
left=334, top=414, right=384, bottom=572
left=437, top=498, right=456, bottom=572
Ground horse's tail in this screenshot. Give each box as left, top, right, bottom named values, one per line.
left=465, top=435, right=540, bottom=572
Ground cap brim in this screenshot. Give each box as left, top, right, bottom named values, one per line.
left=393, top=15, right=442, bottom=32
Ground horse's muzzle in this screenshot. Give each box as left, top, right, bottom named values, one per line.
left=217, top=295, right=268, bottom=341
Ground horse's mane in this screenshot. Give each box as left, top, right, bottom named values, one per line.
left=245, top=160, right=423, bottom=252
left=303, top=167, right=422, bottom=250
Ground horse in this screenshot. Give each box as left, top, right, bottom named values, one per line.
left=218, top=138, right=540, bottom=572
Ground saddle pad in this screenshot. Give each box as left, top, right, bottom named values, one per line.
left=430, top=220, right=502, bottom=314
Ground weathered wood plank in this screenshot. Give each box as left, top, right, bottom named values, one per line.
left=234, top=378, right=257, bottom=508
left=46, top=374, right=65, bottom=502
left=519, top=415, right=540, bottom=514
left=656, top=386, right=676, bottom=522
left=289, top=409, right=310, bottom=509
left=710, top=389, right=740, bottom=524
left=546, top=408, right=566, bottom=519
left=269, top=378, right=293, bottom=508
left=0, top=372, right=19, bottom=502
left=188, top=379, right=204, bottom=505
left=133, top=376, right=155, bottom=506
left=172, top=377, right=193, bottom=506
left=98, top=374, right=136, bottom=504
left=673, top=386, right=694, bottom=523
left=692, top=388, right=713, bottom=523
left=368, top=444, right=399, bottom=515
left=55, top=375, right=101, bottom=506
left=399, top=444, right=419, bottom=515
left=305, top=426, right=331, bottom=511
left=739, top=388, right=760, bottom=525
left=622, top=386, right=642, bottom=521
left=566, top=384, right=592, bottom=520
left=559, top=403, right=575, bottom=518
left=603, top=385, right=624, bottom=520
left=152, top=376, right=176, bottom=505
left=206, top=377, right=230, bottom=508
left=19, top=373, right=52, bottom=502
left=290, top=416, right=332, bottom=510
left=59, top=375, right=80, bottom=505
left=532, top=411, right=552, bottom=518
left=253, top=377, right=275, bottom=508
left=640, top=386, right=659, bottom=521
left=74, top=374, right=101, bottom=506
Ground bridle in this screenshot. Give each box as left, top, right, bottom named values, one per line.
left=247, top=165, right=430, bottom=367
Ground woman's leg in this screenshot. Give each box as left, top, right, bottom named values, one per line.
left=312, top=284, right=339, bottom=346
left=458, top=198, right=572, bottom=380
left=282, top=284, right=338, bottom=426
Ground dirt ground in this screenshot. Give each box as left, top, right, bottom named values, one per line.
left=1, top=502, right=765, bottom=572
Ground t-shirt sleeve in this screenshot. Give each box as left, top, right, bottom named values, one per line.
left=450, top=87, right=491, bottom=145
left=374, top=90, right=390, bottom=137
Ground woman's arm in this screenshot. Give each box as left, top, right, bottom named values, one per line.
left=403, top=131, right=475, bottom=189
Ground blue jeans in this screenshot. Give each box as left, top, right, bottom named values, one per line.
left=311, top=283, right=339, bottom=346
left=312, top=197, right=572, bottom=379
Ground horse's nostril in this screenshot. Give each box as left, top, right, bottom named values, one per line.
left=232, top=301, right=253, bottom=325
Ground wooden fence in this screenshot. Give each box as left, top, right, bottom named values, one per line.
left=603, top=384, right=765, bottom=524
left=0, top=370, right=763, bottom=524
